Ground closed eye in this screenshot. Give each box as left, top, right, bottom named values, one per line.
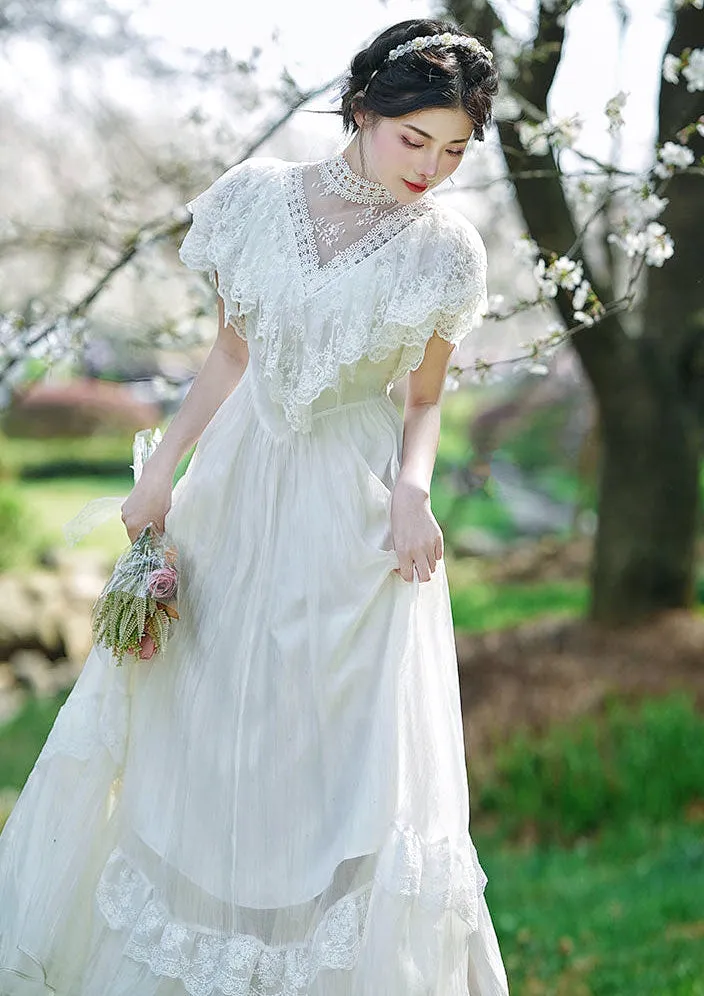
left=401, top=136, right=465, bottom=157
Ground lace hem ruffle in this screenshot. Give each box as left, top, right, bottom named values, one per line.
left=95, top=823, right=488, bottom=996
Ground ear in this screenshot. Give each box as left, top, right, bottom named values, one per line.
left=351, top=92, right=367, bottom=129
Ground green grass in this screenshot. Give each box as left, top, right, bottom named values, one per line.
left=0, top=432, right=139, bottom=478
left=477, top=693, right=704, bottom=844
left=7, top=449, right=195, bottom=570
left=15, top=475, right=135, bottom=567
left=0, top=689, right=70, bottom=792
left=449, top=577, right=588, bottom=633
left=470, top=692, right=704, bottom=994
left=479, top=818, right=704, bottom=996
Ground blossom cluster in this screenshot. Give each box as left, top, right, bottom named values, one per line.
left=653, top=140, right=696, bottom=178
left=607, top=223, right=674, bottom=268
left=517, top=114, right=583, bottom=156
left=533, top=255, right=604, bottom=327
left=663, top=48, right=704, bottom=92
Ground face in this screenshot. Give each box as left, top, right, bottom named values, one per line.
left=353, top=105, right=474, bottom=203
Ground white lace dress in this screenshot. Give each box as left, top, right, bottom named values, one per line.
left=0, top=154, right=510, bottom=996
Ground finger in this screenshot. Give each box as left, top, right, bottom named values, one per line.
left=399, top=558, right=415, bottom=583
left=435, top=534, right=443, bottom=561
left=415, top=559, right=432, bottom=583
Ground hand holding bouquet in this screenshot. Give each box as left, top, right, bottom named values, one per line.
left=91, top=521, right=180, bottom=665
left=63, top=427, right=182, bottom=666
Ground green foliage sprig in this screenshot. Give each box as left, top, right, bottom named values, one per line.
left=91, top=521, right=179, bottom=666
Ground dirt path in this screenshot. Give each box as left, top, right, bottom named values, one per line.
left=457, top=610, right=704, bottom=776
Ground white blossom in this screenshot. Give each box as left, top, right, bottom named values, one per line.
left=551, top=255, right=584, bottom=291
left=572, top=280, right=591, bottom=312
left=533, top=255, right=586, bottom=299
left=682, top=49, right=704, bottom=92
left=607, top=222, right=674, bottom=267
left=444, top=371, right=461, bottom=392
left=533, top=258, right=558, bottom=297
left=491, top=30, right=521, bottom=80
left=512, top=236, right=540, bottom=264
left=641, top=193, right=669, bottom=220
left=605, top=91, right=628, bottom=132
left=516, top=114, right=583, bottom=156
left=697, top=119, right=704, bottom=138
left=517, top=120, right=550, bottom=156
left=487, top=294, right=505, bottom=312
left=607, top=230, right=643, bottom=258
left=644, top=223, right=675, bottom=267
left=573, top=311, right=595, bottom=327
left=654, top=141, right=695, bottom=177
left=662, top=54, right=681, bottom=85
left=659, top=141, right=695, bottom=168
left=528, top=362, right=550, bottom=376
left=550, top=114, right=583, bottom=150
left=465, top=361, right=504, bottom=386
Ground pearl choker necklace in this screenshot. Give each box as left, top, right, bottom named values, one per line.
left=317, top=153, right=397, bottom=206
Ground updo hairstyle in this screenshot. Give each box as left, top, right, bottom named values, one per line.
left=338, top=18, right=499, bottom=142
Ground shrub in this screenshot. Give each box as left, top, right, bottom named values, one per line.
left=0, top=483, right=33, bottom=571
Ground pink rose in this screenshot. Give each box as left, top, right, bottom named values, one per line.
left=147, top=565, right=178, bottom=600
left=138, top=632, right=157, bottom=660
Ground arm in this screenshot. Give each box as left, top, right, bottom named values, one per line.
left=391, top=332, right=456, bottom=583
left=121, top=276, right=248, bottom=542
left=141, top=275, right=249, bottom=481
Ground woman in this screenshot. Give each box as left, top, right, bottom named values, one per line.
left=0, top=17, right=509, bottom=996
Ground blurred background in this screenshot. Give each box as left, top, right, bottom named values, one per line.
left=0, top=0, right=703, bottom=992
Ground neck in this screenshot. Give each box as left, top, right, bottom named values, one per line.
left=343, top=135, right=375, bottom=184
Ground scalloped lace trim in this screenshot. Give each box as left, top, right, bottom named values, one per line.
left=95, top=823, right=487, bottom=996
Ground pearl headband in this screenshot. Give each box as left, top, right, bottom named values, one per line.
left=362, top=32, right=493, bottom=93
left=388, top=32, right=493, bottom=62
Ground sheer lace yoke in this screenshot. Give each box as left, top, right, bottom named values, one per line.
left=177, top=154, right=489, bottom=433
left=284, top=157, right=433, bottom=296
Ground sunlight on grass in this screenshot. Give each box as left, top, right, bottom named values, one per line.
left=448, top=574, right=588, bottom=632
left=18, top=476, right=134, bottom=566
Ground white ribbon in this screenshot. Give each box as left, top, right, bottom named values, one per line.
left=62, top=427, right=163, bottom=547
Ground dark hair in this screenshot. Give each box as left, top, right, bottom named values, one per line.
left=338, top=18, right=498, bottom=141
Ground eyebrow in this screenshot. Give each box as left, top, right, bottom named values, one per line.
left=404, top=124, right=472, bottom=144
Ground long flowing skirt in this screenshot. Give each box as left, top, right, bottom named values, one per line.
left=0, top=364, right=509, bottom=995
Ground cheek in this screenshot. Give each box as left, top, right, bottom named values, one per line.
left=441, top=156, right=463, bottom=181
left=370, top=130, right=405, bottom=170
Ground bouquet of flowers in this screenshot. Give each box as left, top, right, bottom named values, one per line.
left=62, top=427, right=181, bottom=666
left=91, top=522, right=180, bottom=665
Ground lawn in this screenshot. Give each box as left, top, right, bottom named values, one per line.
left=478, top=818, right=704, bottom=996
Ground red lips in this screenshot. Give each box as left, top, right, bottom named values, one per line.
left=403, top=179, right=428, bottom=193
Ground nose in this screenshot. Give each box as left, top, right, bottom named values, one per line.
left=417, top=153, right=441, bottom=182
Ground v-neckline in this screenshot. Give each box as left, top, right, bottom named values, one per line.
left=282, top=163, right=434, bottom=298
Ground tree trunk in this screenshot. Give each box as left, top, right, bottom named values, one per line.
left=588, top=340, right=700, bottom=623
left=448, top=0, right=703, bottom=624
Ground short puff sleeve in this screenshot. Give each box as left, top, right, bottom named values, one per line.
left=431, top=209, right=488, bottom=349
left=178, top=158, right=277, bottom=330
